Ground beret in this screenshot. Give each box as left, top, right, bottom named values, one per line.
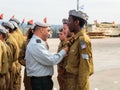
left=9, top=18, right=20, bottom=25
left=9, top=21, right=18, bottom=28
left=0, top=26, right=8, bottom=34
left=35, top=22, right=50, bottom=28
left=69, top=9, right=88, bottom=21
left=2, top=21, right=14, bottom=30
left=62, top=18, right=68, bottom=24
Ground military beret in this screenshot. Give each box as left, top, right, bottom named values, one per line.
left=35, top=22, right=50, bottom=28
left=26, top=24, right=35, bottom=30
left=2, top=21, right=14, bottom=30
left=69, top=9, right=88, bottom=21
left=0, top=26, right=8, bottom=34
left=62, top=18, right=68, bottom=24
left=9, top=21, right=18, bottom=28
left=9, top=18, right=20, bottom=25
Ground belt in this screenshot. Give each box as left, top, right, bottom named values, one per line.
left=0, top=74, right=6, bottom=77
left=31, top=75, right=52, bottom=78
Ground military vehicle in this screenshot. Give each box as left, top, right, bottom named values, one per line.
left=92, top=21, right=120, bottom=37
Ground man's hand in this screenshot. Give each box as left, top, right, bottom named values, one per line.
left=63, top=46, right=69, bottom=53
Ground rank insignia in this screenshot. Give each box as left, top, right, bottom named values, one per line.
left=80, top=41, right=87, bottom=49
left=36, top=39, right=41, bottom=43
left=82, top=54, right=89, bottom=60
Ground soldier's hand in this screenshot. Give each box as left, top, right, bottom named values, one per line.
left=63, top=46, right=69, bottom=53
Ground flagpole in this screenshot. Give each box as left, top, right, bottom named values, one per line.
left=77, top=0, right=79, bottom=10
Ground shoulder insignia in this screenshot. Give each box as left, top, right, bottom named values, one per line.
left=80, top=41, right=87, bottom=49
left=6, top=41, right=11, bottom=46
left=36, top=39, right=41, bottom=43
left=82, top=54, right=89, bottom=60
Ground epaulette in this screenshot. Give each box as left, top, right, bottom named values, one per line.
left=36, top=39, right=41, bottom=43
left=6, top=41, right=11, bottom=46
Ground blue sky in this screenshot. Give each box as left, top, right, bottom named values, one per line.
left=1, top=0, right=120, bottom=24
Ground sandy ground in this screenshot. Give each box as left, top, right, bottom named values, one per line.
left=21, top=37, right=120, bottom=90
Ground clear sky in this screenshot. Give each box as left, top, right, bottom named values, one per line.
left=1, top=0, right=120, bottom=25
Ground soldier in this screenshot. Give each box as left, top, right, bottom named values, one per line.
left=0, top=26, right=13, bottom=90
left=62, top=18, right=73, bottom=38
left=18, top=26, right=34, bottom=90
left=9, top=18, right=25, bottom=90
left=0, top=40, right=6, bottom=90
left=2, top=21, right=20, bottom=90
left=9, top=18, right=23, bottom=35
left=57, top=29, right=68, bottom=90
left=57, top=19, right=74, bottom=90
left=65, top=9, right=94, bottom=90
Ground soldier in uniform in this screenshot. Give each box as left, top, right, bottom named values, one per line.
left=0, top=35, right=7, bottom=90
left=9, top=18, right=25, bottom=90
left=57, top=19, right=74, bottom=90
left=9, top=18, right=23, bottom=36
left=0, top=26, right=13, bottom=90
left=65, top=9, right=94, bottom=90
left=18, top=26, right=34, bottom=90
left=2, top=21, right=20, bottom=90
left=0, top=40, right=6, bottom=90
left=57, top=29, right=67, bottom=90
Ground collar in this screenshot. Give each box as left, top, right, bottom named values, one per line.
left=73, top=29, right=85, bottom=40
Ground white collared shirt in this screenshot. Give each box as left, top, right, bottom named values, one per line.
left=25, top=35, right=66, bottom=77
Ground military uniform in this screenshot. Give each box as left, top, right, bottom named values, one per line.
left=6, top=34, right=20, bottom=90
left=3, top=41, right=13, bottom=90
left=65, top=29, right=94, bottom=90
left=25, top=22, right=67, bottom=90
left=0, top=40, right=13, bottom=90
left=2, top=21, right=23, bottom=90
left=0, top=26, right=13, bottom=90
left=18, top=40, right=32, bottom=90
left=0, top=41, right=6, bottom=90
left=57, top=41, right=68, bottom=90
left=10, top=28, right=24, bottom=90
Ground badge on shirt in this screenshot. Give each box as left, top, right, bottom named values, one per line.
left=82, top=54, right=89, bottom=60
left=80, top=41, right=87, bottom=49
left=71, top=49, right=75, bottom=53
left=36, top=39, right=41, bottom=43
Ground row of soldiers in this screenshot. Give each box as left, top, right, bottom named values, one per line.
left=0, top=18, right=25, bottom=90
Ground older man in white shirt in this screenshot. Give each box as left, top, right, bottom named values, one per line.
left=25, top=22, right=68, bottom=90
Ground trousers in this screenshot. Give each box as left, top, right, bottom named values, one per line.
left=31, top=76, right=53, bottom=90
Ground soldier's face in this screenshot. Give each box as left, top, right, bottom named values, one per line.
left=63, top=24, right=69, bottom=37
left=0, top=33, right=3, bottom=40
left=58, top=32, right=66, bottom=41
left=68, top=16, right=74, bottom=32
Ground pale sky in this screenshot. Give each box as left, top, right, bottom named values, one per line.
left=1, top=0, right=120, bottom=25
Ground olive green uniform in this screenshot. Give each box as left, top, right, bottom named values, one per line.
left=4, top=41, right=13, bottom=90
left=0, top=41, right=6, bottom=90
left=18, top=40, right=32, bottom=90
left=0, top=41, right=2, bottom=73
left=0, top=40, right=13, bottom=90
left=65, top=29, right=94, bottom=90
left=11, top=28, right=24, bottom=90
left=57, top=41, right=68, bottom=90
left=6, top=34, right=20, bottom=90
